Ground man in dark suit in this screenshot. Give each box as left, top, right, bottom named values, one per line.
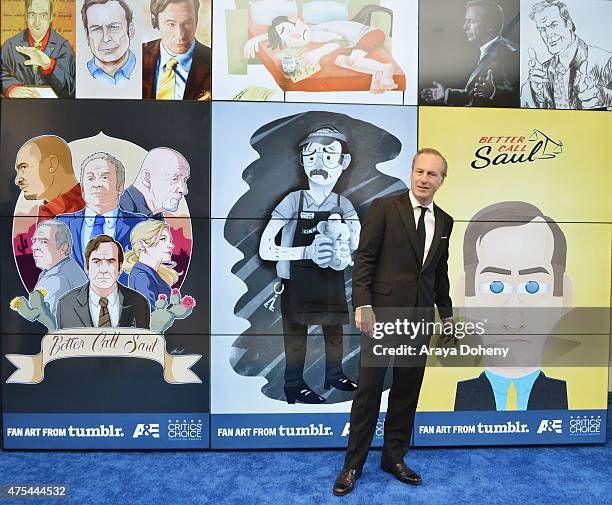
left=142, top=0, right=211, bottom=100
left=56, top=235, right=150, bottom=329
left=1, top=0, right=75, bottom=98
left=333, top=148, right=454, bottom=496
left=421, top=0, right=519, bottom=107
left=453, top=201, right=572, bottom=412
left=455, top=371, right=567, bottom=411
left=56, top=151, right=146, bottom=285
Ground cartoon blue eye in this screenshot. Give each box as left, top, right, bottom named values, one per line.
left=518, top=281, right=549, bottom=295
left=480, top=280, right=511, bottom=295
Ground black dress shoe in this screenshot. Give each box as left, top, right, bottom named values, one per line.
left=380, top=460, right=422, bottom=486
left=324, top=375, right=358, bottom=391
left=333, top=468, right=362, bottom=496
left=284, top=385, right=325, bottom=404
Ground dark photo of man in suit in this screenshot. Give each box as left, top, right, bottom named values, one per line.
left=421, top=0, right=519, bottom=107
left=142, top=0, right=211, bottom=100
left=333, top=148, right=454, bottom=496
left=453, top=201, right=571, bottom=412
left=1, top=0, right=75, bottom=98
left=56, top=234, right=150, bottom=329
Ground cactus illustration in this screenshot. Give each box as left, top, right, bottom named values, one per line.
left=150, top=289, right=196, bottom=334
left=10, top=288, right=56, bottom=332
left=16, top=233, right=29, bottom=255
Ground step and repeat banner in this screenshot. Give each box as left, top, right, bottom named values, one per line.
left=1, top=0, right=610, bottom=449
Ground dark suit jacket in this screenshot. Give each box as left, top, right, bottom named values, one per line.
left=142, top=39, right=211, bottom=100
left=55, top=208, right=147, bottom=270
left=352, top=192, right=453, bottom=318
left=128, top=261, right=171, bottom=311
left=454, top=371, right=568, bottom=411
left=446, top=36, right=519, bottom=108
left=1, top=29, right=75, bottom=98
left=56, top=282, right=151, bottom=330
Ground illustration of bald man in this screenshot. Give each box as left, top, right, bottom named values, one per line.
left=14, top=135, right=86, bottom=223
left=119, top=147, right=190, bottom=218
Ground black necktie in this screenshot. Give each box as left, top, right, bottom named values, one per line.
left=416, top=206, right=427, bottom=263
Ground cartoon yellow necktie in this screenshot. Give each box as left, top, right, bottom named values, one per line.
left=506, top=381, right=518, bottom=410
left=156, top=58, right=177, bottom=100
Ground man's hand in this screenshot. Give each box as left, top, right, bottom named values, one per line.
left=7, top=86, right=40, bottom=98
left=304, top=234, right=334, bottom=266
left=473, top=69, right=495, bottom=99
left=576, top=61, right=601, bottom=109
left=439, top=318, right=457, bottom=346
left=527, top=47, right=547, bottom=102
left=15, top=46, right=52, bottom=70
left=355, top=306, right=376, bottom=337
left=420, top=81, right=446, bottom=102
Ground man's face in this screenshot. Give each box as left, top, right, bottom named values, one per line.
left=14, top=143, right=53, bottom=201
left=86, top=1, right=133, bottom=63
left=32, top=225, right=65, bottom=270
left=88, top=242, right=120, bottom=290
left=275, top=19, right=311, bottom=48
left=410, top=153, right=445, bottom=203
left=463, top=5, right=489, bottom=45
left=81, top=158, right=122, bottom=209
left=148, top=153, right=190, bottom=212
left=464, top=218, right=568, bottom=365
left=158, top=0, right=197, bottom=55
left=26, top=0, right=52, bottom=41
left=302, top=140, right=346, bottom=188
left=534, top=6, right=574, bottom=55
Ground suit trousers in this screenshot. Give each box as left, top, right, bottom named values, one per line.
left=344, top=336, right=427, bottom=469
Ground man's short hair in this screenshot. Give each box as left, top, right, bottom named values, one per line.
left=466, top=0, right=504, bottom=35
left=22, top=135, right=74, bottom=174
left=529, top=0, right=575, bottom=32
left=37, top=219, right=72, bottom=255
left=150, top=0, right=199, bottom=29
left=81, top=0, right=133, bottom=31
left=84, top=234, right=124, bottom=271
left=80, top=151, right=125, bottom=191
left=411, top=148, right=448, bottom=179
left=25, top=0, right=53, bottom=15
left=463, top=201, right=567, bottom=296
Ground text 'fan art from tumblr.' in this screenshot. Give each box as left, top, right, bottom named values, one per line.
left=1, top=99, right=211, bottom=449
left=213, top=0, right=418, bottom=104
left=211, top=102, right=417, bottom=448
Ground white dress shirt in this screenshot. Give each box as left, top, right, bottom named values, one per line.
left=89, top=286, right=123, bottom=327
left=82, top=207, right=119, bottom=259
left=408, top=189, right=435, bottom=264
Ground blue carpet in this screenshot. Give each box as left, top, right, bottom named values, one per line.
left=1, top=409, right=610, bottom=505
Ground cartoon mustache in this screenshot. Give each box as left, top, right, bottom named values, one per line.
left=309, top=168, right=329, bottom=179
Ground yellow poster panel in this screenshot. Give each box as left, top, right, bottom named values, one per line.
left=417, top=107, right=611, bottom=413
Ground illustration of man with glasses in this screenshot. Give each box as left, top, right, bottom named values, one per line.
left=1, top=0, right=75, bottom=98
left=258, top=125, right=361, bottom=404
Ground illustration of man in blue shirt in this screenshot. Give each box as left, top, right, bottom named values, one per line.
left=454, top=201, right=571, bottom=411
left=81, top=0, right=136, bottom=84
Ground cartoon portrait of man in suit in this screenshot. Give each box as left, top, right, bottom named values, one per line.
left=454, top=201, right=572, bottom=412
left=142, top=0, right=211, bottom=100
